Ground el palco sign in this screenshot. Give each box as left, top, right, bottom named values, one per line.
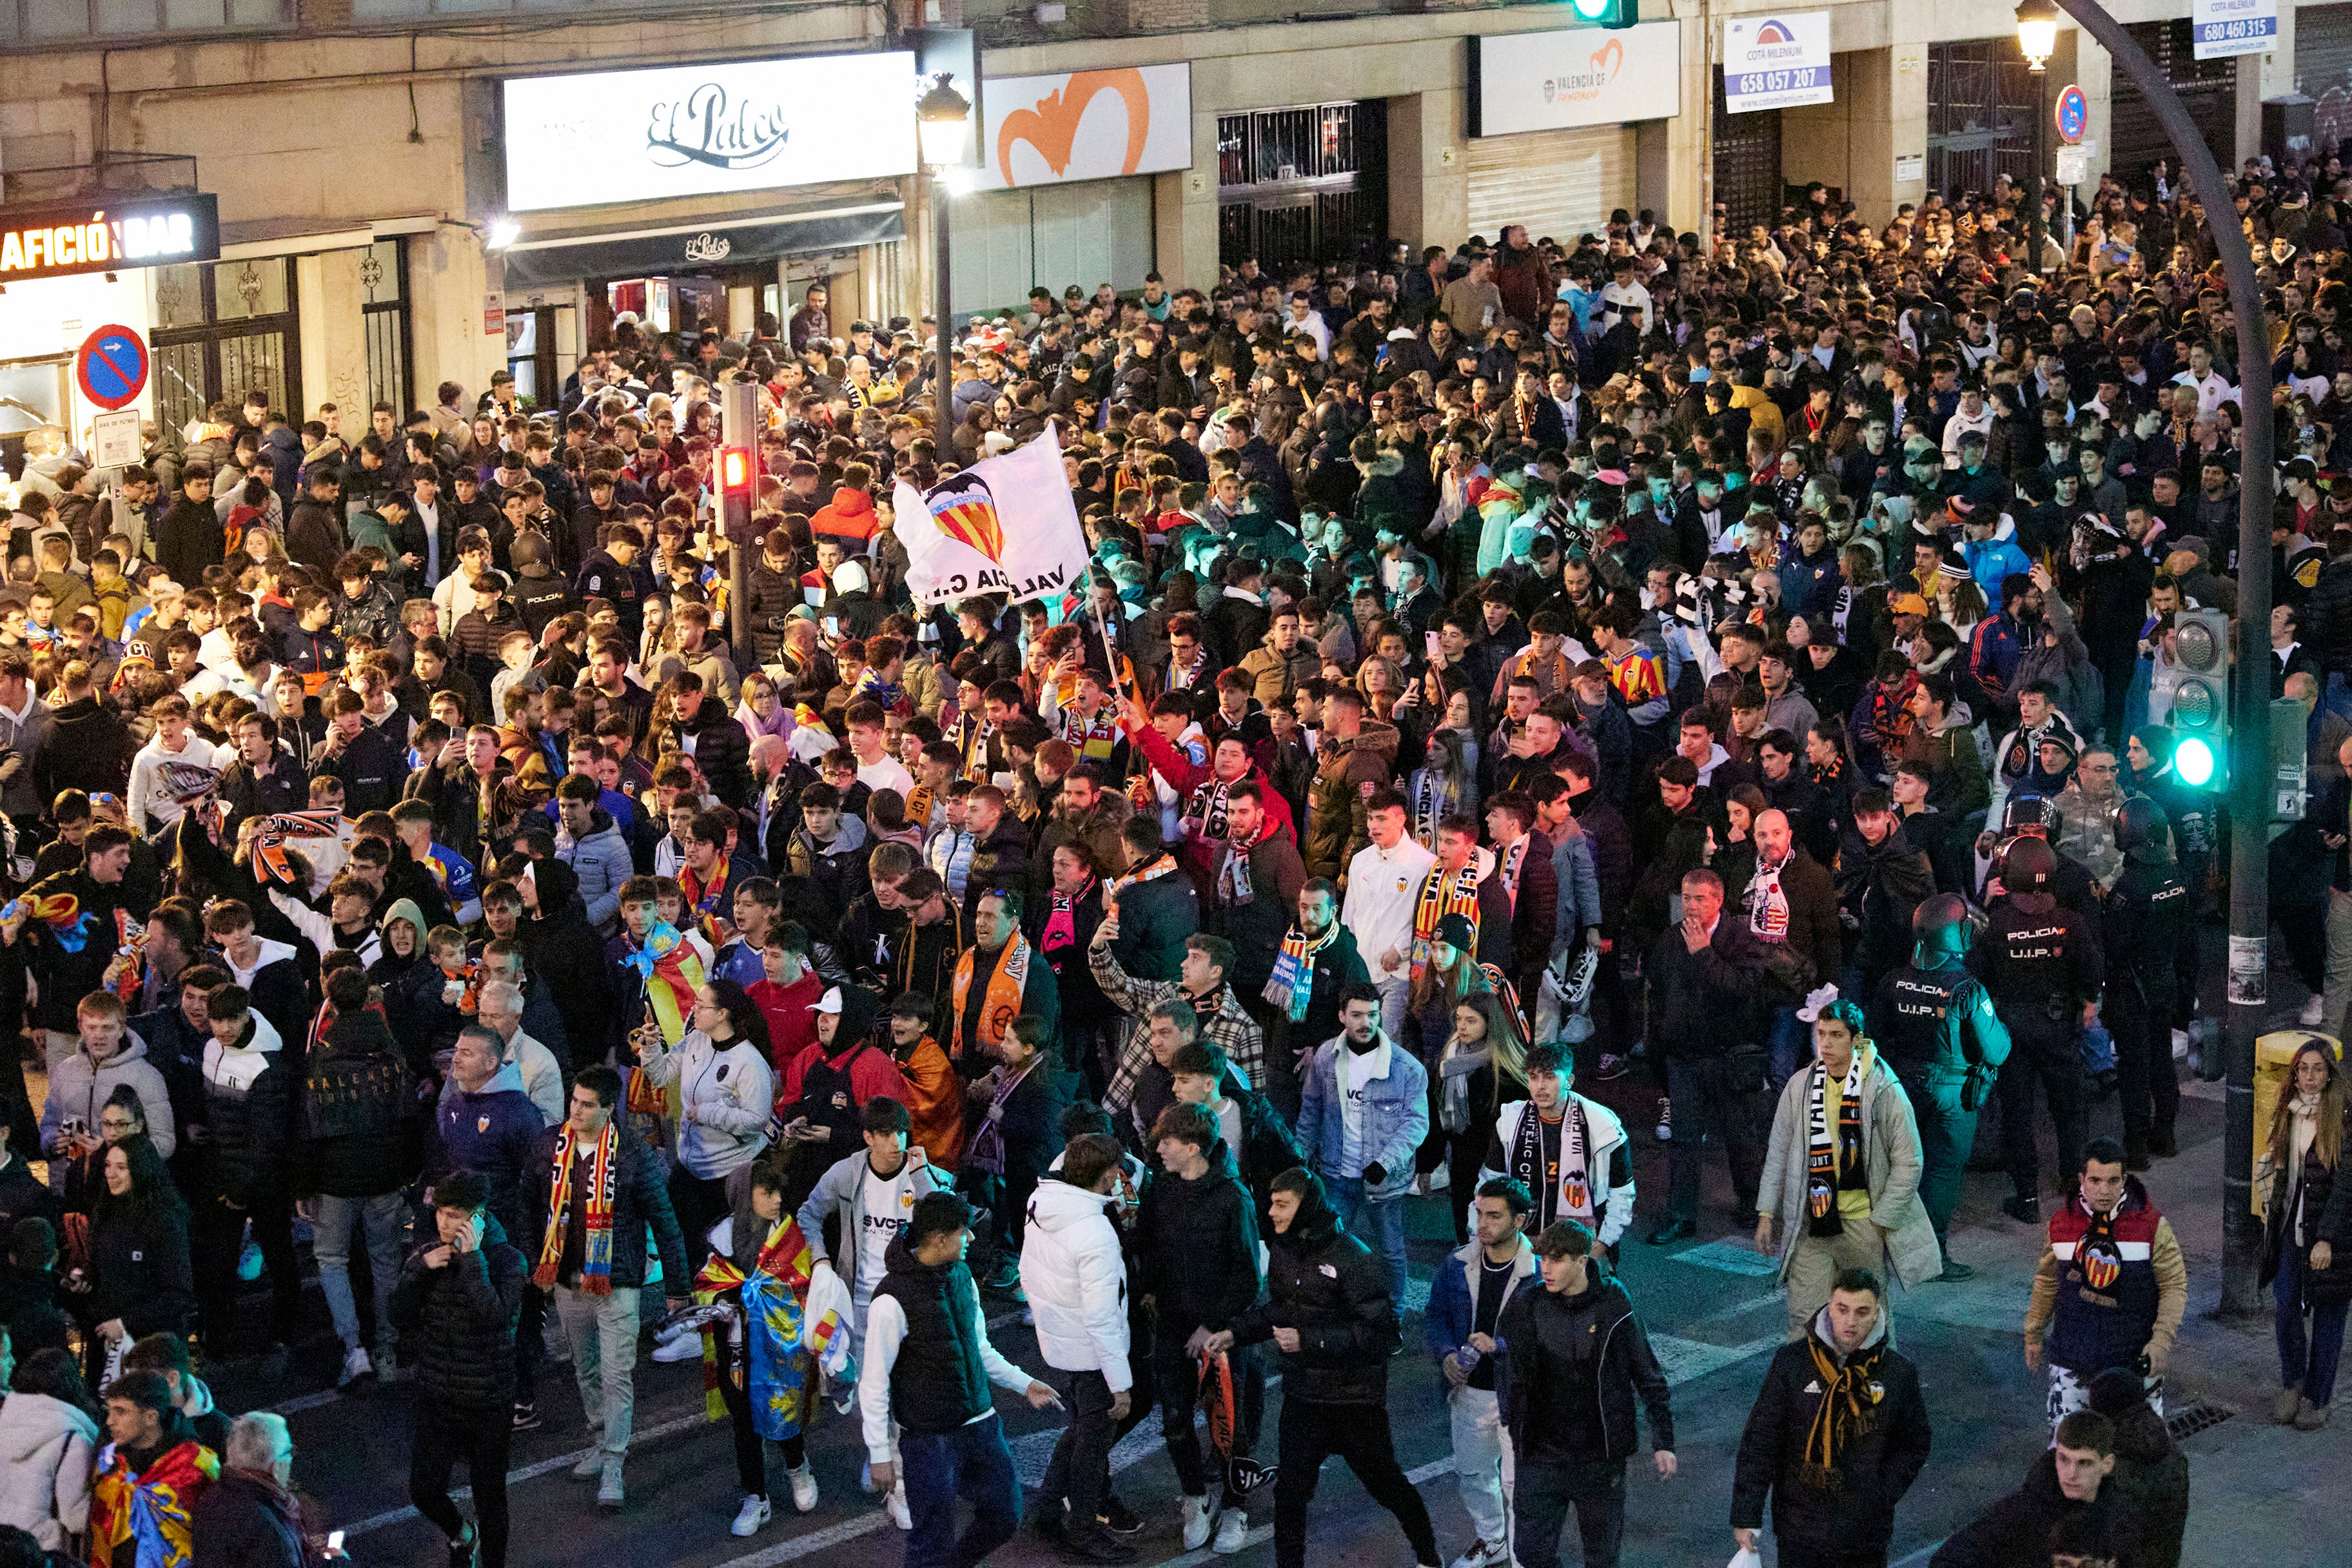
left=0, top=193, right=221, bottom=284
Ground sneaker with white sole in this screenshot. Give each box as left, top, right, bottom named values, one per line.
left=730, top=1494, right=772, bottom=1537
left=651, top=1333, right=703, bottom=1364
left=2304, top=995, right=2328, bottom=1028
left=337, top=1345, right=374, bottom=1389
left=787, top=1464, right=819, bottom=1513
left=1654, top=1097, right=1672, bottom=1142
left=1212, top=1509, right=1250, bottom=1555
left=596, top=1456, right=625, bottom=1512
left=1180, top=1496, right=1213, bottom=1551
left=1446, top=1539, right=1507, bottom=1568
left=572, top=1448, right=606, bottom=1482
left=886, top=1482, right=911, bottom=1530
left=1594, top=1054, right=1629, bottom=1081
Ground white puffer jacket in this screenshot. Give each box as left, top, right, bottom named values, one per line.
left=1019, top=1176, right=1132, bottom=1393
left=0, top=1390, right=97, bottom=1549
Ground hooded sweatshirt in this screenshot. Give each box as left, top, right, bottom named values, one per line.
left=1020, top=1174, right=1132, bottom=1390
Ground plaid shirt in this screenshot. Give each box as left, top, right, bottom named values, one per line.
left=1090, top=941, right=1266, bottom=1108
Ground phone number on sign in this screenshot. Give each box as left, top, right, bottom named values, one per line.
left=2195, top=17, right=2274, bottom=39
left=1733, top=67, right=1824, bottom=94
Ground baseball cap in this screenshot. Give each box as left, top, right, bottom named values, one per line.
left=814, top=986, right=845, bottom=1015
left=1888, top=591, right=1932, bottom=616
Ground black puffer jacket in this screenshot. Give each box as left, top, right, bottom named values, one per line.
left=297, top=1007, right=420, bottom=1198
left=1228, top=1172, right=1395, bottom=1404
left=516, top=1120, right=688, bottom=1291
left=1496, top=1271, right=1674, bottom=1464
left=1137, top=1141, right=1260, bottom=1337
left=86, top=1193, right=195, bottom=1341
left=653, top=700, right=752, bottom=808
left=1730, top=1317, right=1930, bottom=1551
left=392, top=1213, right=527, bottom=1418
left=196, top=1015, right=291, bottom=1208
left=1930, top=1448, right=2142, bottom=1568
left=34, top=694, right=135, bottom=801
left=1109, top=865, right=1195, bottom=983
left=190, top=1469, right=304, bottom=1568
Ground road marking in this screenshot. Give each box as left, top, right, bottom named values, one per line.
left=340, top=1409, right=709, bottom=1538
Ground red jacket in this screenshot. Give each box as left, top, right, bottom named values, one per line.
left=750, top=971, right=824, bottom=1078
left=1128, top=718, right=1297, bottom=881
left=810, top=486, right=880, bottom=546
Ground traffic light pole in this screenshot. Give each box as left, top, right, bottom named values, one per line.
left=2044, top=0, right=2272, bottom=1315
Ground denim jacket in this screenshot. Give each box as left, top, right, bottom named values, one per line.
left=1297, top=1032, right=1429, bottom=1202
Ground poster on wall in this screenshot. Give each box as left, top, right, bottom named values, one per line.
left=502, top=52, right=919, bottom=212
left=1467, top=23, right=1682, bottom=137
left=974, top=64, right=1192, bottom=191
left=1722, top=13, right=1834, bottom=114
left=2192, top=0, right=2277, bottom=59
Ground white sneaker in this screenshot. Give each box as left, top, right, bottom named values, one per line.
left=337, top=1345, right=374, bottom=1389
left=886, top=1482, right=912, bottom=1530
left=730, top=1494, right=772, bottom=1537
left=1447, top=1540, right=1506, bottom=1568
left=1181, top=1496, right=1214, bottom=1551
left=2171, top=1028, right=2191, bottom=1061
left=1212, top=1509, right=1250, bottom=1555
left=572, top=1447, right=607, bottom=1481
left=2304, top=995, right=2328, bottom=1028
left=787, top=1464, right=819, bottom=1513
left=653, top=1318, right=690, bottom=1344
left=1426, top=1166, right=1449, bottom=1191
left=651, top=1334, right=702, bottom=1364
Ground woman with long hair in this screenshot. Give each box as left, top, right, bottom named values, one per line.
left=697, top=1157, right=823, bottom=1536
left=1420, top=993, right=1526, bottom=1240
left=1406, top=715, right=1480, bottom=852
left=2260, top=1039, right=2352, bottom=1430
left=74, top=1136, right=193, bottom=1384
left=635, top=979, right=777, bottom=1269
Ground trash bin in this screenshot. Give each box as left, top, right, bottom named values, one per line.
left=2253, top=1030, right=2341, bottom=1217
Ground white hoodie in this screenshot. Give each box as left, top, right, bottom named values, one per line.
left=0, top=1391, right=97, bottom=1549
left=1019, top=1176, right=1132, bottom=1392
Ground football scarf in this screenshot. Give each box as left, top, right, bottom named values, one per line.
left=680, top=853, right=730, bottom=930
left=1063, top=705, right=1122, bottom=765
left=1041, top=878, right=1093, bottom=957
left=533, top=1121, right=618, bottom=1294
left=1106, top=852, right=1179, bottom=901
left=1410, top=861, right=1482, bottom=978
left=1509, top=1099, right=1591, bottom=1227
left=1264, top=923, right=1339, bottom=1023
left=965, top=1053, right=1042, bottom=1175
left=1799, top=1331, right=1888, bottom=1490
left=950, top=930, right=1034, bottom=1062
left=1805, top=1051, right=1869, bottom=1238
left=1217, top=819, right=1273, bottom=908
left=1498, top=836, right=1531, bottom=909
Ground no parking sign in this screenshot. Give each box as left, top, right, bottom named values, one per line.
left=75, top=324, right=148, bottom=411
left=2055, top=84, right=2088, bottom=145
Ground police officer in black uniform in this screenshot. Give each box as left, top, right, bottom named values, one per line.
left=2103, top=796, right=2190, bottom=1170
left=1979, top=794, right=2100, bottom=917
left=1979, top=836, right=2103, bottom=1223
left=1870, top=893, right=2012, bottom=1280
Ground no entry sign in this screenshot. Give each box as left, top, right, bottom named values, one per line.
left=75, top=324, right=148, bottom=411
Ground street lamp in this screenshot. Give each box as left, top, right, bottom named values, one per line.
left=2015, top=0, right=2059, bottom=284
left=917, top=72, right=972, bottom=431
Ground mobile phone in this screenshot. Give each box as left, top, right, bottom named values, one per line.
left=823, top=615, right=840, bottom=638
left=328, top=1532, right=345, bottom=1554
left=1425, top=631, right=1442, bottom=662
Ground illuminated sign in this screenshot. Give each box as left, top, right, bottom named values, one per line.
left=0, top=193, right=220, bottom=284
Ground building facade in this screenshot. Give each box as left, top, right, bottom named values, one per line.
left=0, top=0, right=2315, bottom=449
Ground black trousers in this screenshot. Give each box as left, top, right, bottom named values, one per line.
left=511, top=1284, right=547, bottom=1406
left=190, top=1190, right=300, bottom=1352
left=1271, top=1398, right=1436, bottom=1568
left=1514, top=1457, right=1626, bottom=1568
left=716, top=1360, right=807, bottom=1498
left=411, top=1413, right=513, bottom=1568
left=1040, top=1369, right=1117, bottom=1526
left=1157, top=1344, right=1264, bottom=1511
left=670, top=1168, right=732, bottom=1272
left=1997, top=1027, right=2088, bottom=1201
left=2109, top=990, right=2179, bottom=1159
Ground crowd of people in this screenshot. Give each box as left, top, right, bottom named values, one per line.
left=0, top=141, right=2345, bottom=1568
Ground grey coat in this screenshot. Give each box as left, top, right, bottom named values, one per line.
left=1759, top=1047, right=1941, bottom=1289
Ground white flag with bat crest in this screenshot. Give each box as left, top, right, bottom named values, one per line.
left=892, top=422, right=1090, bottom=610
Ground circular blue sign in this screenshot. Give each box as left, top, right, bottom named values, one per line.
left=2055, top=84, right=2088, bottom=145
left=75, top=325, right=148, bottom=411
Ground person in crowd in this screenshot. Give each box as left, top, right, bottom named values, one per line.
left=1731, top=1268, right=1930, bottom=1568
left=1929, top=1410, right=2139, bottom=1568
left=77, top=1137, right=193, bottom=1386
left=1426, top=1178, right=1535, bottom=1568
left=1642, top=868, right=1771, bottom=1246
left=1480, top=1041, right=1632, bottom=1256
left=190, top=1411, right=309, bottom=1568
left=1295, top=982, right=1428, bottom=1326
left=0, top=1346, right=98, bottom=1553
left=698, top=1155, right=825, bottom=1538
left=89, top=1367, right=217, bottom=1568
left=2259, top=1037, right=2351, bottom=1431
left=2024, top=1138, right=2188, bottom=1431
left=632, top=979, right=776, bottom=1269
left=1021, top=1132, right=1137, bottom=1565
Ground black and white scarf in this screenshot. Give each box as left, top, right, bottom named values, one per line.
left=1509, top=1099, right=1591, bottom=1228
left=1805, top=1052, right=1869, bottom=1237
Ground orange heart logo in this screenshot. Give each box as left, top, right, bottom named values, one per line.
left=1588, top=39, right=1623, bottom=80
left=996, top=69, right=1152, bottom=185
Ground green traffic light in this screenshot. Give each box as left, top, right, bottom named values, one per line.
left=2175, top=737, right=2217, bottom=789
left=1571, top=0, right=1609, bottom=14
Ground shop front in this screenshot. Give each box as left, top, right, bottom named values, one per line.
left=1463, top=22, right=1681, bottom=245
left=0, top=189, right=220, bottom=463
left=489, top=48, right=925, bottom=400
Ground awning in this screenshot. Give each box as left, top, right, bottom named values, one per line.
left=496, top=201, right=905, bottom=289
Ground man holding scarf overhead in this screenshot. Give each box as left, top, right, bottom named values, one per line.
left=522, top=1065, right=689, bottom=1512
left=1730, top=1268, right=1932, bottom=1568
left=1754, top=992, right=1942, bottom=1343
left=948, top=888, right=1059, bottom=1072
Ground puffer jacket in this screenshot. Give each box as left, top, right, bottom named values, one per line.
left=297, top=1006, right=419, bottom=1198
left=391, top=1211, right=527, bottom=1419
left=1496, top=1271, right=1674, bottom=1464
left=1297, top=1031, right=1429, bottom=1203
left=1730, top=1306, right=1928, bottom=1551
left=1228, top=1172, right=1395, bottom=1404
left=1109, top=862, right=1196, bottom=983
left=1136, top=1140, right=1260, bottom=1336
left=1303, top=718, right=1399, bottom=881
left=516, top=1119, right=688, bottom=1291
left=196, top=1010, right=289, bottom=1208
left=86, top=1197, right=195, bottom=1341
left=1019, top=1174, right=1132, bottom=1391
left=0, top=1390, right=97, bottom=1549
left=40, top=1034, right=177, bottom=1182
left=555, top=807, right=632, bottom=932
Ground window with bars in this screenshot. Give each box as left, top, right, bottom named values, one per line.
left=150, top=257, right=302, bottom=436
left=1710, top=74, right=1785, bottom=237
left=1925, top=40, right=2036, bottom=201
left=360, top=240, right=413, bottom=420
left=2110, top=19, right=2237, bottom=188
left=1215, top=100, right=1387, bottom=275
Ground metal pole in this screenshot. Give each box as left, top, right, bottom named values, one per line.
left=934, top=173, right=956, bottom=438
left=2049, top=0, right=2273, bottom=1316
left=2028, top=64, right=2048, bottom=280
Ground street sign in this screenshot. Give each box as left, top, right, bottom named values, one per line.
left=90, top=409, right=141, bottom=467
left=74, top=324, right=148, bottom=411
left=2055, top=146, right=2092, bottom=186
left=2055, top=83, right=2088, bottom=144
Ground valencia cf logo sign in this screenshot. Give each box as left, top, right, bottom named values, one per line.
left=2079, top=1238, right=2122, bottom=1292
left=924, top=470, right=1008, bottom=567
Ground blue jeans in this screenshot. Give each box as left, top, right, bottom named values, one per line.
left=1325, top=1175, right=1407, bottom=1324
left=311, top=1191, right=406, bottom=1353
left=900, top=1412, right=1021, bottom=1568
left=2275, top=1236, right=2351, bottom=1407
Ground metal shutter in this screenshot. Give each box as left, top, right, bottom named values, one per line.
left=1467, top=126, right=1637, bottom=250
left=2298, top=3, right=2352, bottom=153
left=950, top=177, right=1154, bottom=318
left=2110, top=19, right=2237, bottom=194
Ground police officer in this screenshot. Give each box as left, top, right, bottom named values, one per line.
left=1870, top=894, right=2011, bottom=1280
left=1980, top=837, right=2102, bottom=1224
left=1979, top=794, right=2099, bottom=918
left=2103, top=798, right=2189, bottom=1170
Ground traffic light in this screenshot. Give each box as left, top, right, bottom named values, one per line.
left=718, top=382, right=760, bottom=546
left=1570, top=0, right=1637, bottom=26
left=2160, top=606, right=2230, bottom=790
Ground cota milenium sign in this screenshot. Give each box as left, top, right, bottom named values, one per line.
left=0, top=193, right=220, bottom=284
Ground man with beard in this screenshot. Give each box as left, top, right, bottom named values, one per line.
left=1028, top=763, right=1130, bottom=911
left=1208, top=781, right=1304, bottom=1014
left=1256, top=878, right=1368, bottom=1121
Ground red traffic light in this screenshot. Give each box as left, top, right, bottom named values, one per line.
left=721, top=446, right=752, bottom=492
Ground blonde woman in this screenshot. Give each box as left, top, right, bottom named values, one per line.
left=1419, top=992, right=1524, bottom=1239
left=2260, top=1038, right=2352, bottom=1429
